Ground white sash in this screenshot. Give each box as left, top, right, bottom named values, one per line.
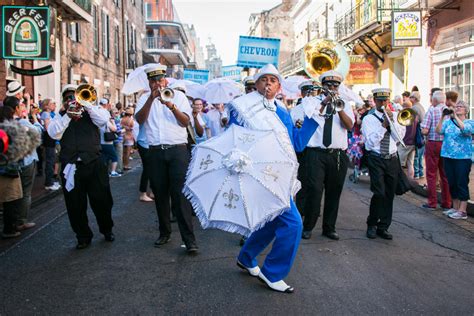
left=229, top=91, right=300, bottom=195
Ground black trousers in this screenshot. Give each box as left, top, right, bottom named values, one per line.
left=61, top=159, right=114, bottom=242
left=366, top=155, right=399, bottom=230
left=295, top=149, right=307, bottom=217
left=137, top=144, right=151, bottom=193
left=303, top=148, right=348, bottom=233
left=148, top=145, right=195, bottom=245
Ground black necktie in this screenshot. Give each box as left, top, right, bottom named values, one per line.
left=322, top=103, right=333, bottom=147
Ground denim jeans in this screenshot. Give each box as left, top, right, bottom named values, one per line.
left=414, top=145, right=425, bottom=178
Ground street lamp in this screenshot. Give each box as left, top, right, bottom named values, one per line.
left=128, top=49, right=136, bottom=69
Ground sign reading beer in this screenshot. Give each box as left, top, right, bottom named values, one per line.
left=1, top=6, right=50, bottom=60
left=345, top=55, right=377, bottom=85
left=183, top=69, right=210, bottom=85
left=391, top=11, right=422, bottom=47
left=237, top=36, right=280, bottom=69
left=221, top=65, right=243, bottom=82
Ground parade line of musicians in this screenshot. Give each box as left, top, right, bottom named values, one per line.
left=1, top=63, right=472, bottom=294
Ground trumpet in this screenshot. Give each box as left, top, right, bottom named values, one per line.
left=161, top=88, right=175, bottom=102
left=314, top=85, right=345, bottom=117
left=67, top=84, right=97, bottom=117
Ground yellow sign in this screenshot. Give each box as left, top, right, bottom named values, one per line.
left=392, top=11, right=422, bottom=47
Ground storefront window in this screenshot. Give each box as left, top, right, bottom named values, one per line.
left=438, top=62, right=473, bottom=118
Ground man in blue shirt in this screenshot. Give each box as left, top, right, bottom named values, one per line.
left=228, top=64, right=319, bottom=293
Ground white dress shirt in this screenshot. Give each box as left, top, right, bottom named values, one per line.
left=361, top=110, right=406, bottom=155
left=302, top=95, right=355, bottom=150
left=47, top=105, right=109, bottom=140
left=135, top=90, right=192, bottom=145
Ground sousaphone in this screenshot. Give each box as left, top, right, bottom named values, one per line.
left=302, top=38, right=350, bottom=80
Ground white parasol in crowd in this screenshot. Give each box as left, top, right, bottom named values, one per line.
left=204, top=78, right=242, bottom=104
left=281, top=76, right=307, bottom=100
left=183, top=124, right=299, bottom=236
left=170, top=79, right=206, bottom=99
left=121, top=63, right=175, bottom=95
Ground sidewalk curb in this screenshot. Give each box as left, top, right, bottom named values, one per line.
left=409, top=179, right=473, bottom=216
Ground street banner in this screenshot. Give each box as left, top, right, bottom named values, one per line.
left=391, top=11, right=422, bottom=47
left=237, top=36, right=280, bottom=69
left=345, top=55, right=377, bottom=85
left=10, top=64, right=54, bottom=76
left=221, top=65, right=243, bottom=82
left=1, top=6, right=50, bottom=60
left=183, top=69, right=209, bottom=85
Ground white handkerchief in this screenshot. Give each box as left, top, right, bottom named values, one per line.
left=63, top=163, right=77, bottom=192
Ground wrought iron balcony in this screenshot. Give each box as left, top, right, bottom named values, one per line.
left=144, top=36, right=190, bottom=66
left=280, top=47, right=305, bottom=77
left=335, top=0, right=411, bottom=42
left=73, top=0, right=92, bottom=13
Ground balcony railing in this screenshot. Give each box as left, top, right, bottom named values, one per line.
left=335, top=0, right=410, bottom=41
left=144, top=36, right=190, bottom=60
left=73, top=0, right=92, bottom=14
left=280, top=47, right=305, bottom=76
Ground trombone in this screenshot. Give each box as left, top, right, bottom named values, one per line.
left=381, top=106, right=416, bottom=148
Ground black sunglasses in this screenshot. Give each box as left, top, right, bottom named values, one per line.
left=324, top=82, right=340, bottom=88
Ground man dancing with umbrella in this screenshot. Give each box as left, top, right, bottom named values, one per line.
left=229, top=64, right=319, bottom=293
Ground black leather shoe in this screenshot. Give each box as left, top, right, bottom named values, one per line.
left=366, top=226, right=377, bottom=239
left=76, top=240, right=91, bottom=250
left=104, top=232, right=115, bottom=242
left=322, top=231, right=340, bottom=240
left=301, top=230, right=312, bottom=239
left=186, top=242, right=199, bottom=254
left=154, top=236, right=171, bottom=247
left=376, top=229, right=393, bottom=240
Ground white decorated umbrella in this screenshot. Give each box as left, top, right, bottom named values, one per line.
left=204, top=78, right=242, bottom=104
left=281, top=76, right=307, bottom=100
left=171, top=79, right=206, bottom=99
left=183, top=124, right=299, bottom=236
left=121, top=63, right=175, bottom=95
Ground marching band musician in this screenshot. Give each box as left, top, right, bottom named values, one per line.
left=47, top=84, right=115, bottom=249
left=361, top=88, right=406, bottom=240
left=300, top=71, right=354, bottom=241
left=290, top=80, right=316, bottom=218
left=135, top=64, right=198, bottom=254
left=229, top=64, right=319, bottom=293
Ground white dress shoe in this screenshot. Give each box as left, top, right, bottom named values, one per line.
left=236, top=261, right=260, bottom=277
left=258, top=272, right=294, bottom=293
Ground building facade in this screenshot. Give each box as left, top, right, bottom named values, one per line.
left=1, top=0, right=147, bottom=105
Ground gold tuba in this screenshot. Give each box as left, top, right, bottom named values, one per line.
left=75, top=84, right=97, bottom=105
left=302, top=38, right=350, bottom=80
left=397, top=108, right=416, bottom=126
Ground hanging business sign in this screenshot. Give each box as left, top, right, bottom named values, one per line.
left=345, top=55, right=377, bottom=85
left=1, top=6, right=50, bottom=60
left=10, top=64, right=54, bottom=76
left=237, top=36, right=280, bottom=69
left=221, top=65, right=243, bottom=82
left=391, top=10, right=422, bottom=47
left=183, top=69, right=210, bottom=85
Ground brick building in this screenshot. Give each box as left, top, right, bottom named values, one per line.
left=1, top=0, right=147, bottom=105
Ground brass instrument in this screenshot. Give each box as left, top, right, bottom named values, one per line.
left=382, top=106, right=415, bottom=148
left=302, top=38, right=350, bottom=80
left=161, top=88, right=175, bottom=102
left=67, top=84, right=97, bottom=116
left=302, top=39, right=350, bottom=117
left=397, top=108, right=416, bottom=126
left=75, top=84, right=97, bottom=104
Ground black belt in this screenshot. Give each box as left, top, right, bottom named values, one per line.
left=367, top=151, right=397, bottom=160
left=308, top=147, right=344, bottom=154
left=149, top=144, right=186, bottom=150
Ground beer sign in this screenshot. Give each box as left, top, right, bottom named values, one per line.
left=391, top=11, right=422, bottom=47
left=1, top=6, right=50, bottom=60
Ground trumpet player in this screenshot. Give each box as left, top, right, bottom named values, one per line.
left=300, top=71, right=354, bottom=241
left=47, top=84, right=115, bottom=249
left=135, top=64, right=198, bottom=254
left=361, top=88, right=406, bottom=240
